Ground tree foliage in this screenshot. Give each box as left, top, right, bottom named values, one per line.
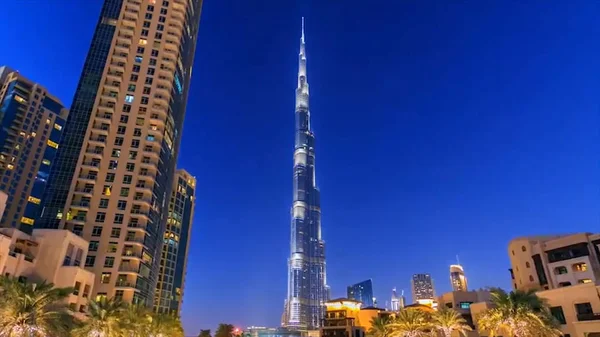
left=0, top=276, right=75, bottom=337
left=476, top=289, right=561, bottom=337
left=0, top=276, right=185, bottom=337
left=198, top=329, right=212, bottom=337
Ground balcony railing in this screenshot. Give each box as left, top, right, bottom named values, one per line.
left=577, top=313, right=600, bottom=321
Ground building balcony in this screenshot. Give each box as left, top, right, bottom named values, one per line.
left=81, top=161, right=100, bottom=170
left=122, top=251, right=142, bottom=259
left=135, top=184, right=153, bottom=195
left=577, top=313, right=600, bottom=321
left=70, top=202, right=90, bottom=211
left=118, top=264, right=140, bottom=273
left=67, top=217, right=87, bottom=225
left=115, top=280, right=138, bottom=289
left=95, top=113, right=113, bottom=124
left=139, top=160, right=158, bottom=171
left=125, top=237, right=146, bottom=247
left=91, top=126, right=109, bottom=136
left=106, top=71, right=123, bottom=81
left=88, top=137, right=106, bottom=146
left=127, top=222, right=148, bottom=232
left=73, top=188, right=94, bottom=196
left=77, top=175, right=97, bottom=183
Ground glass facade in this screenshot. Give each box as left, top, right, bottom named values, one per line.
left=154, top=169, right=195, bottom=314
left=284, top=20, right=329, bottom=330
left=347, top=279, right=374, bottom=307
left=0, top=67, right=68, bottom=232
left=37, top=0, right=203, bottom=306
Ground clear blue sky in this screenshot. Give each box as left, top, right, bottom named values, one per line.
left=1, top=0, right=599, bottom=334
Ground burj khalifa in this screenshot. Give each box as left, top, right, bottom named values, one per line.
left=283, top=19, right=329, bottom=330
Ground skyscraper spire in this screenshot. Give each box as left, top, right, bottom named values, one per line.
left=301, top=17, right=305, bottom=43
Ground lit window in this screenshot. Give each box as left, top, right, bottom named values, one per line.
left=101, top=273, right=111, bottom=284
left=579, top=279, right=592, bottom=284
left=46, top=119, right=51, bottom=124
left=47, top=140, right=59, bottom=149
left=573, top=263, right=588, bottom=272
left=14, top=95, right=27, bottom=104
left=125, top=95, right=135, bottom=103
left=138, top=39, right=148, bottom=45
left=42, top=159, right=51, bottom=165
left=27, top=196, right=41, bottom=204
left=95, top=293, right=107, bottom=301
left=135, top=56, right=143, bottom=63
left=6, top=164, right=14, bottom=170
left=54, top=123, right=62, bottom=131
left=20, top=217, right=35, bottom=225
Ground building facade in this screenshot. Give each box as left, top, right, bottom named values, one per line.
left=0, top=226, right=95, bottom=314
left=508, top=233, right=600, bottom=291
left=154, top=169, right=195, bottom=314
left=0, top=67, right=68, bottom=231
left=320, top=299, right=365, bottom=337
left=508, top=233, right=600, bottom=336
left=411, top=273, right=435, bottom=304
left=37, top=0, right=203, bottom=306
left=347, top=279, right=374, bottom=307
left=450, top=264, right=468, bottom=291
left=283, top=19, right=329, bottom=330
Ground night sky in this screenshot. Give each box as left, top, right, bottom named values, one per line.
left=1, top=0, right=599, bottom=334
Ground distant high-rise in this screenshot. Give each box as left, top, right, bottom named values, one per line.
left=390, top=288, right=400, bottom=311
left=37, top=0, right=203, bottom=306
left=347, top=279, right=374, bottom=307
left=0, top=67, right=68, bottom=232
left=450, top=264, right=468, bottom=291
left=154, top=169, right=195, bottom=314
left=411, top=274, right=435, bottom=304
left=283, top=18, right=328, bottom=330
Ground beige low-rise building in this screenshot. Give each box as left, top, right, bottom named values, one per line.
left=508, top=233, right=600, bottom=336
left=0, top=228, right=95, bottom=313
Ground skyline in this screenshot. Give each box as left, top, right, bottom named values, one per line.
left=0, top=0, right=598, bottom=334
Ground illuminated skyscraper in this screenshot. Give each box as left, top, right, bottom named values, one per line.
left=154, top=169, right=195, bottom=314
left=37, top=0, right=203, bottom=306
left=347, top=279, right=374, bottom=307
left=450, top=264, right=468, bottom=291
left=0, top=67, right=68, bottom=232
left=283, top=18, right=328, bottom=330
left=411, top=274, right=435, bottom=304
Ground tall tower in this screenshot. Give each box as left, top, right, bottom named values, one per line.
left=284, top=18, right=328, bottom=330
left=154, top=169, right=195, bottom=314
left=450, top=264, right=468, bottom=291
left=411, top=274, right=435, bottom=305
left=0, top=67, right=68, bottom=232
left=37, top=0, right=203, bottom=306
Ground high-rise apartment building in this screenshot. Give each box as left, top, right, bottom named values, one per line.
left=347, top=279, right=374, bottom=307
left=450, top=264, right=468, bottom=291
left=37, top=0, right=202, bottom=306
left=0, top=67, right=68, bottom=231
left=411, top=273, right=435, bottom=304
left=154, top=169, right=195, bottom=314
left=283, top=19, right=329, bottom=330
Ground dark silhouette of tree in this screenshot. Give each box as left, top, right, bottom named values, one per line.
left=198, top=329, right=212, bottom=337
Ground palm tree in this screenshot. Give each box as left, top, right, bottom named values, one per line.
left=148, top=312, right=184, bottom=337
left=389, top=308, right=430, bottom=337
left=120, top=304, right=152, bottom=337
left=73, top=297, right=124, bottom=337
left=0, top=276, right=75, bottom=337
left=476, top=289, right=561, bottom=337
left=368, top=315, right=393, bottom=337
left=430, top=308, right=472, bottom=337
